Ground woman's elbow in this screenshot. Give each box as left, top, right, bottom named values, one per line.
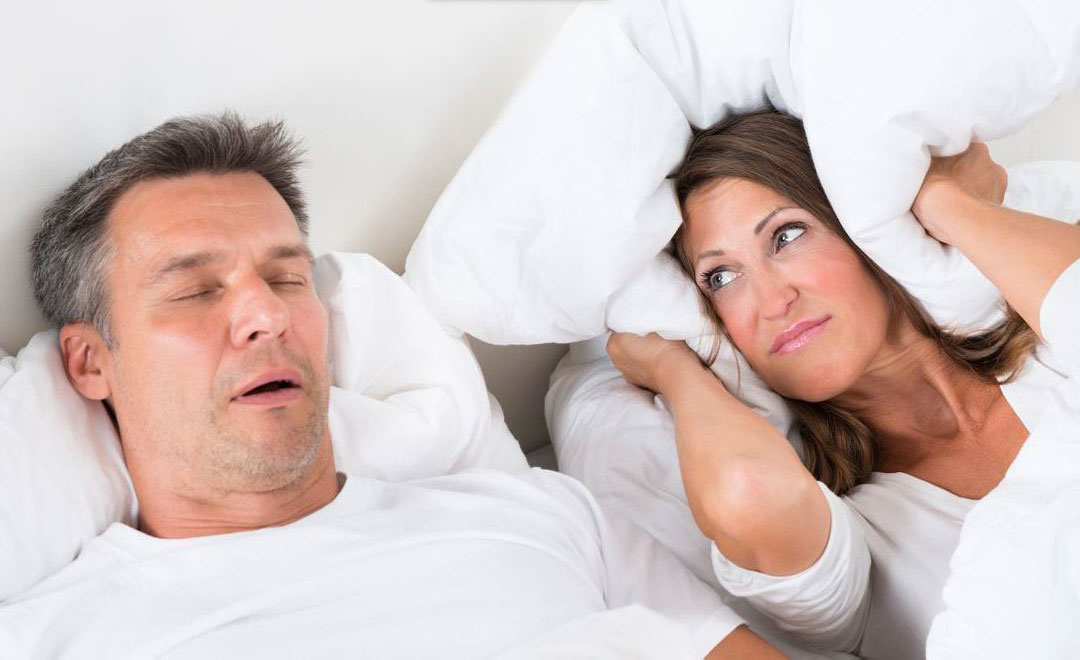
left=692, top=456, right=828, bottom=573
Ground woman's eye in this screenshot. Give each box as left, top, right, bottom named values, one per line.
left=704, top=268, right=738, bottom=291
left=774, top=223, right=806, bottom=250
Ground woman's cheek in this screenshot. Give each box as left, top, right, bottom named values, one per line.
left=714, top=292, right=758, bottom=358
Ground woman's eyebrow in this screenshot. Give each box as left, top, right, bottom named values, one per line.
left=753, top=206, right=797, bottom=235
left=695, top=247, right=725, bottom=265
left=694, top=206, right=800, bottom=266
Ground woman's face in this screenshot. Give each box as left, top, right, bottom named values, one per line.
left=683, top=178, right=892, bottom=401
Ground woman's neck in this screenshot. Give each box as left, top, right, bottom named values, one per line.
left=830, top=326, right=1000, bottom=470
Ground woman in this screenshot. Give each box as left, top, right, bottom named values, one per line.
left=607, top=111, right=1080, bottom=658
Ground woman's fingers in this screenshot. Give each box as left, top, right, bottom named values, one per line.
left=912, top=143, right=1007, bottom=244
left=934, top=142, right=1007, bottom=204
left=606, top=332, right=695, bottom=394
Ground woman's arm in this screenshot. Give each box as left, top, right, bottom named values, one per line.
left=913, top=144, right=1080, bottom=340
left=607, top=333, right=829, bottom=576
left=706, top=625, right=786, bottom=660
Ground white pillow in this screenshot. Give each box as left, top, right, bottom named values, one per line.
left=318, top=252, right=526, bottom=480
left=405, top=0, right=1080, bottom=343
left=0, top=333, right=136, bottom=603
left=0, top=252, right=526, bottom=601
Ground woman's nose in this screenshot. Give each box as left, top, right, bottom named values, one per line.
left=755, top=273, right=798, bottom=321
left=228, top=279, right=291, bottom=347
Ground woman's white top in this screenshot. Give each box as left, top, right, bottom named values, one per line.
left=711, top=260, right=1079, bottom=659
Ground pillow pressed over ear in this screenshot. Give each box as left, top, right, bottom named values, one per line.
left=405, top=0, right=1080, bottom=344
left=0, top=252, right=526, bottom=601
left=793, top=1, right=1080, bottom=329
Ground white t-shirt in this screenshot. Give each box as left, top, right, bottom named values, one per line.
left=711, top=261, right=1079, bottom=659
left=0, top=468, right=742, bottom=659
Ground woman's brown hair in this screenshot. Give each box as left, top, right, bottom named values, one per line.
left=672, top=110, right=1038, bottom=495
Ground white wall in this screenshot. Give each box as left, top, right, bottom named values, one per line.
left=990, top=91, right=1080, bottom=166
left=1, top=1, right=1078, bottom=453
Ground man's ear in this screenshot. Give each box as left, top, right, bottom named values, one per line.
left=59, top=323, right=113, bottom=401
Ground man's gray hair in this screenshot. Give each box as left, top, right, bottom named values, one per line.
left=31, top=112, right=308, bottom=345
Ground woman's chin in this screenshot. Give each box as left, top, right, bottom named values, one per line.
left=767, top=365, right=854, bottom=403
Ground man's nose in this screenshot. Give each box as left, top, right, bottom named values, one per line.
left=755, top=271, right=798, bottom=321
left=228, top=278, right=290, bottom=347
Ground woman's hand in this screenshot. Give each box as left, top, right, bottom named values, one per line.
left=909, top=143, right=1080, bottom=342
left=912, top=142, right=1007, bottom=245
left=606, top=332, right=701, bottom=394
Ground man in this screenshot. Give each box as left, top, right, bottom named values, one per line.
left=2, top=113, right=778, bottom=658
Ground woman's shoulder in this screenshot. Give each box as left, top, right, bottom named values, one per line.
left=844, top=471, right=975, bottom=526
left=1026, top=342, right=1072, bottom=381
left=999, top=345, right=1070, bottom=430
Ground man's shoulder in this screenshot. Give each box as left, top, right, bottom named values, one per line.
left=353, top=467, right=589, bottom=498
left=349, top=468, right=602, bottom=527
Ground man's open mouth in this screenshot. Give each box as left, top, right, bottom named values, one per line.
left=232, top=370, right=304, bottom=405
left=242, top=379, right=298, bottom=396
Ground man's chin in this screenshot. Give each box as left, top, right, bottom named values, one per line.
left=206, top=434, right=325, bottom=492
left=205, top=407, right=328, bottom=489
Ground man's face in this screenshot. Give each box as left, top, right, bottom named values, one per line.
left=99, top=172, right=330, bottom=493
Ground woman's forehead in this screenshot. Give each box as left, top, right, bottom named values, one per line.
left=685, top=179, right=797, bottom=247
left=687, top=178, right=793, bottom=218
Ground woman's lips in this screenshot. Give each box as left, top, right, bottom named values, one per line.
left=771, top=317, right=831, bottom=355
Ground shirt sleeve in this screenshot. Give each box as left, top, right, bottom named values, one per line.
left=1039, top=257, right=1080, bottom=373
left=533, top=470, right=746, bottom=657
left=710, top=482, right=870, bottom=653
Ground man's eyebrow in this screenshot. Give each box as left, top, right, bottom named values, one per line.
left=147, top=251, right=224, bottom=286
left=145, top=244, right=313, bottom=288
left=693, top=206, right=798, bottom=266
left=267, top=243, right=315, bottom=264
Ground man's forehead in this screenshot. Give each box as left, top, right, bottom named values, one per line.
left=107, top=172, right=304, bottom=270
left=111, top=172, right=288, bottom=219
